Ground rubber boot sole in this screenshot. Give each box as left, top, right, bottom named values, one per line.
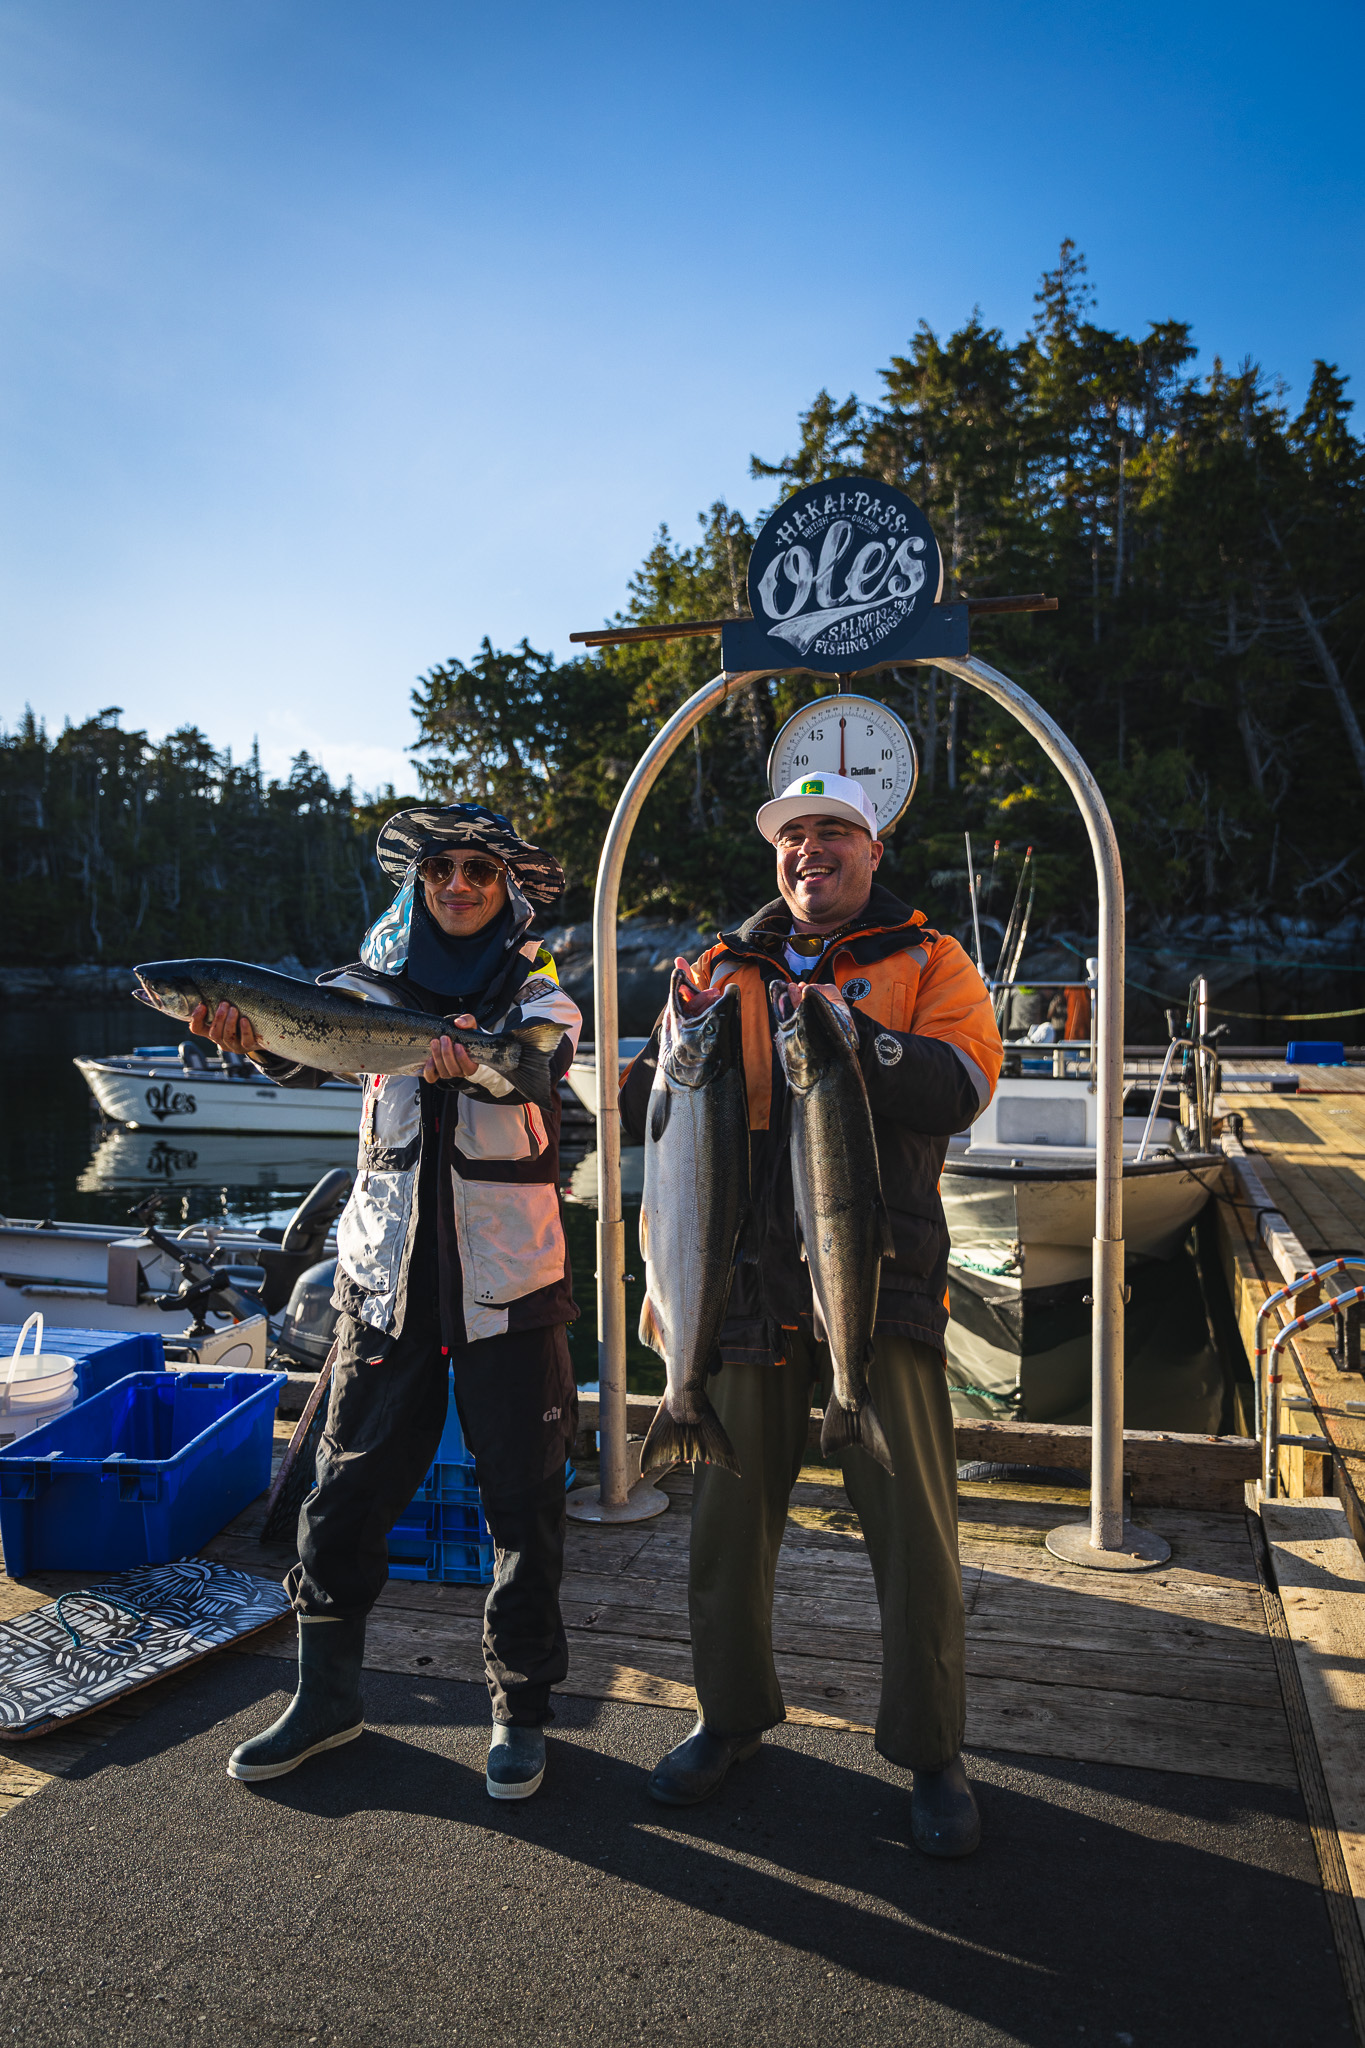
left=486, top=1760, right=546, bottom=1801
left=647, top=1735, right=762, bottom=1808
left=227, top=1719, right=364, bottom=1783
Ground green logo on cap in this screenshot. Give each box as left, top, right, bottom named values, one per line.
left=799, top=777, right=824, bottom=795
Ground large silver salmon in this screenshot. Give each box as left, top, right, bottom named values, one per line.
left=638, top=970, right=748, bottom=1477
left=771, top=981, right=895, bottom=1474
left=132, top=958, right=563, bottom=1110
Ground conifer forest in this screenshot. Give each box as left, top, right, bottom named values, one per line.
left=3, top=247, right=1362, bottom=978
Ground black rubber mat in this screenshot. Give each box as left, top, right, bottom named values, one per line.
left=0, top=1654, right=1348, bottom=2047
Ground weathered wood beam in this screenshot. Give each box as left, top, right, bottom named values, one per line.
left=1221, top=1127, right=1315, bottom=1288
left=572, top=1395, right=1257, bottom=1511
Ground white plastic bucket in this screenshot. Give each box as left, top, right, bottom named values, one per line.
left=0, top=1314, right=78, bottom=1447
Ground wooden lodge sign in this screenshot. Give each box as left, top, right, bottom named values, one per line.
left=720, top=476, right=970, bottom=675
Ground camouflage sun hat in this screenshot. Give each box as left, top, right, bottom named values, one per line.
left=375, top=803, right=566, bottom=911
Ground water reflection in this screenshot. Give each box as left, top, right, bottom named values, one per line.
left=946, top=1241, right=1234, bottom=1433
left=79, top=1128, right=355, bottom=1195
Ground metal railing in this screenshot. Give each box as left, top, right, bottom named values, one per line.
left=1264, top=1281, right=1365, bottom=1496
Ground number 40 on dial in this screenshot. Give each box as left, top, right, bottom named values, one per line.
left=766, top=692, right=920, bottom=835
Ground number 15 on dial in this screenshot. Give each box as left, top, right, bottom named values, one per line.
left=766, top=692, right=919, bottom=835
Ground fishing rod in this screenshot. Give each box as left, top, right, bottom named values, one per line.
left=985, top=839, right=1001, bottom=912
left=1005, top=872, right=1037, bottom=997
left=992, top=845, right=1033, bottom=1019
left=964, top=831, right=985, bottom=975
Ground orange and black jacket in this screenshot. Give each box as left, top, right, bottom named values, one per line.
left=619, top=882, right=1002, bottom=1362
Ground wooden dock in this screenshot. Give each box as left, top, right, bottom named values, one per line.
left=1214, top=1060, right=1365, bottom=1526
left=3, top=1420, right=1365, bottom=2029
left=0, top=1428, right=1305, bottom=1804
left=0, top=1052, right=1361, bottom=2027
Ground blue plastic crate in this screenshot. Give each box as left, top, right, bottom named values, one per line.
left=388, top=1499, right=496, bottom=1585
left=0, top=1326, right=166, bottom=1406
left=386, top=1370, right=576, bottom=1587
left=0, top=1369, right=285, bottom=1576
left=1286, top=1040, right=1346, bottom=1066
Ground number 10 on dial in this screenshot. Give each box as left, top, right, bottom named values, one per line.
left=766, top=692, right=919, bottom=835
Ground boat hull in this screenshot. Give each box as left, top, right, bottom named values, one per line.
left=75, top=1058, right=361, bottom=1136
left=941, top=1152, right=1225, bottom=1292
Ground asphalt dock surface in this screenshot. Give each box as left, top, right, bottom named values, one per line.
left=0, top=1657, right=1349, bottom=2047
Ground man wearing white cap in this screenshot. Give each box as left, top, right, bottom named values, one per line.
left=619, top=771, right=1001, bottom=1855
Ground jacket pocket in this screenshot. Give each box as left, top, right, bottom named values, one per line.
left=881, top=1208, right=943, bottom=1283
left=336, top=1172, right=411, bottom=1298
left=455, top=1093, right=543, bottom=1163
left=453, top=1177, right=565, bottom=1310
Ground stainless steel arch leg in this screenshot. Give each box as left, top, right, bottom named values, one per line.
left=566, top=669, right=763, bottom=1526
left=935, top=654, right=1168, bottom=1569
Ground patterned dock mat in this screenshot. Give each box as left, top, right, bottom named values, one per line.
left=0, top=1561, right=290, bottom=1739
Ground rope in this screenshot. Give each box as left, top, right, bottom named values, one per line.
left=54, top=1592, right=154, bottom=1653
left=945, top=1380, right=1022, bottom=1408
left=1049, top=937, right=1365, bottom=1021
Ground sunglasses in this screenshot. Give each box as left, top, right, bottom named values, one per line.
left=417, top=853, right=506, bottom=889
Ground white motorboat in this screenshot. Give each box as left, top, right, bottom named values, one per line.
left=565, top=1039, right=650, bottom=1114
left=0, top=1169, right=351, bottom=1343
left=941, top=1073, right=1224, bottom=1296
left=75, top=1043, right=361, bottom=1136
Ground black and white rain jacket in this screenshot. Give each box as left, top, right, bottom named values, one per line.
left=255, top=924, right=581, bottom=1346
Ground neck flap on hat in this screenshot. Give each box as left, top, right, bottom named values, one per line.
left=360, top=868, right=534, bottom=992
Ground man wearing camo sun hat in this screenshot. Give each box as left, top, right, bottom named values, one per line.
left=199, top=803, right=581, bottom=1802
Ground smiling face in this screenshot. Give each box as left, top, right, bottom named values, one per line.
left=773, top=814, right=883, bottom=930
left=419, top=852, right=510, bottom=937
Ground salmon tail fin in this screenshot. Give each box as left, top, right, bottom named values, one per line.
left=820, top=1396, right=896, bottom=1476
left=513, top=1021, right=567, bottom=1054
left=511, top=1042, right=555, bottom=1111
left=640, top=1394, right=741, bottom=1478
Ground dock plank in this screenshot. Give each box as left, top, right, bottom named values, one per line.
left=1259, top=1495, right=1365, bottom=1936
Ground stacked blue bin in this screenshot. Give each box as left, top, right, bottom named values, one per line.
left=387, top=1372, right=495, bottom=1586
left=385, top=1374, right=577, bottom=1587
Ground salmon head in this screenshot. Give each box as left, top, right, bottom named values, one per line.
left=770, top=979, right=859, bottom=1092
left=661, top=969, right=743, bottom=1090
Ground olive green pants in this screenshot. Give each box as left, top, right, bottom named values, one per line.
left=689, top=1329, right=965, bottom=1772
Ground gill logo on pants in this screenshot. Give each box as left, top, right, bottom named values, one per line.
left=543, top=1406, right=561, bottom=1422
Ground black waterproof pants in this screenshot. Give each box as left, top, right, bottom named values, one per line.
left=286, top=1309, right=578, bottom=1726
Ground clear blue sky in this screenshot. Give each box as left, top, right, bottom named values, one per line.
left=1, top=0, right=1360, bottom=793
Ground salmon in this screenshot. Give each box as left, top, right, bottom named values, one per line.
left=132, top=958, right=564, bottom=1110
left=771, top=980, right=895, bottom=1474
left=638, top=970, right=748, bottom=1477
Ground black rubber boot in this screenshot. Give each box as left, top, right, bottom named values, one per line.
left=486, top=1724, right=546, bottom=1800
left=910, top=1754, right=981, bottom=1857
left=647, top=1718, right=763, bottom=1807
left=227, top=1616, right=366, bottom=1783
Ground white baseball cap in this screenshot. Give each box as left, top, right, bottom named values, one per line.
left=755, top=771, right=879, bottom=844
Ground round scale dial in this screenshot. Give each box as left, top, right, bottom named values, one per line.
left=766, top=692, right=919, bottom=834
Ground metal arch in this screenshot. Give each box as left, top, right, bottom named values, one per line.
left=569, top=669, right=764, bottom=1518
left=932, top=653, right=1154, bottom=1562
left=580, top=650, right=1157, bottom=1564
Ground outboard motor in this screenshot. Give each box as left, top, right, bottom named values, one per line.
left=281, top=1169, right=353, bottom=1261
left=275, top=1257, right=340, bottom=1368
